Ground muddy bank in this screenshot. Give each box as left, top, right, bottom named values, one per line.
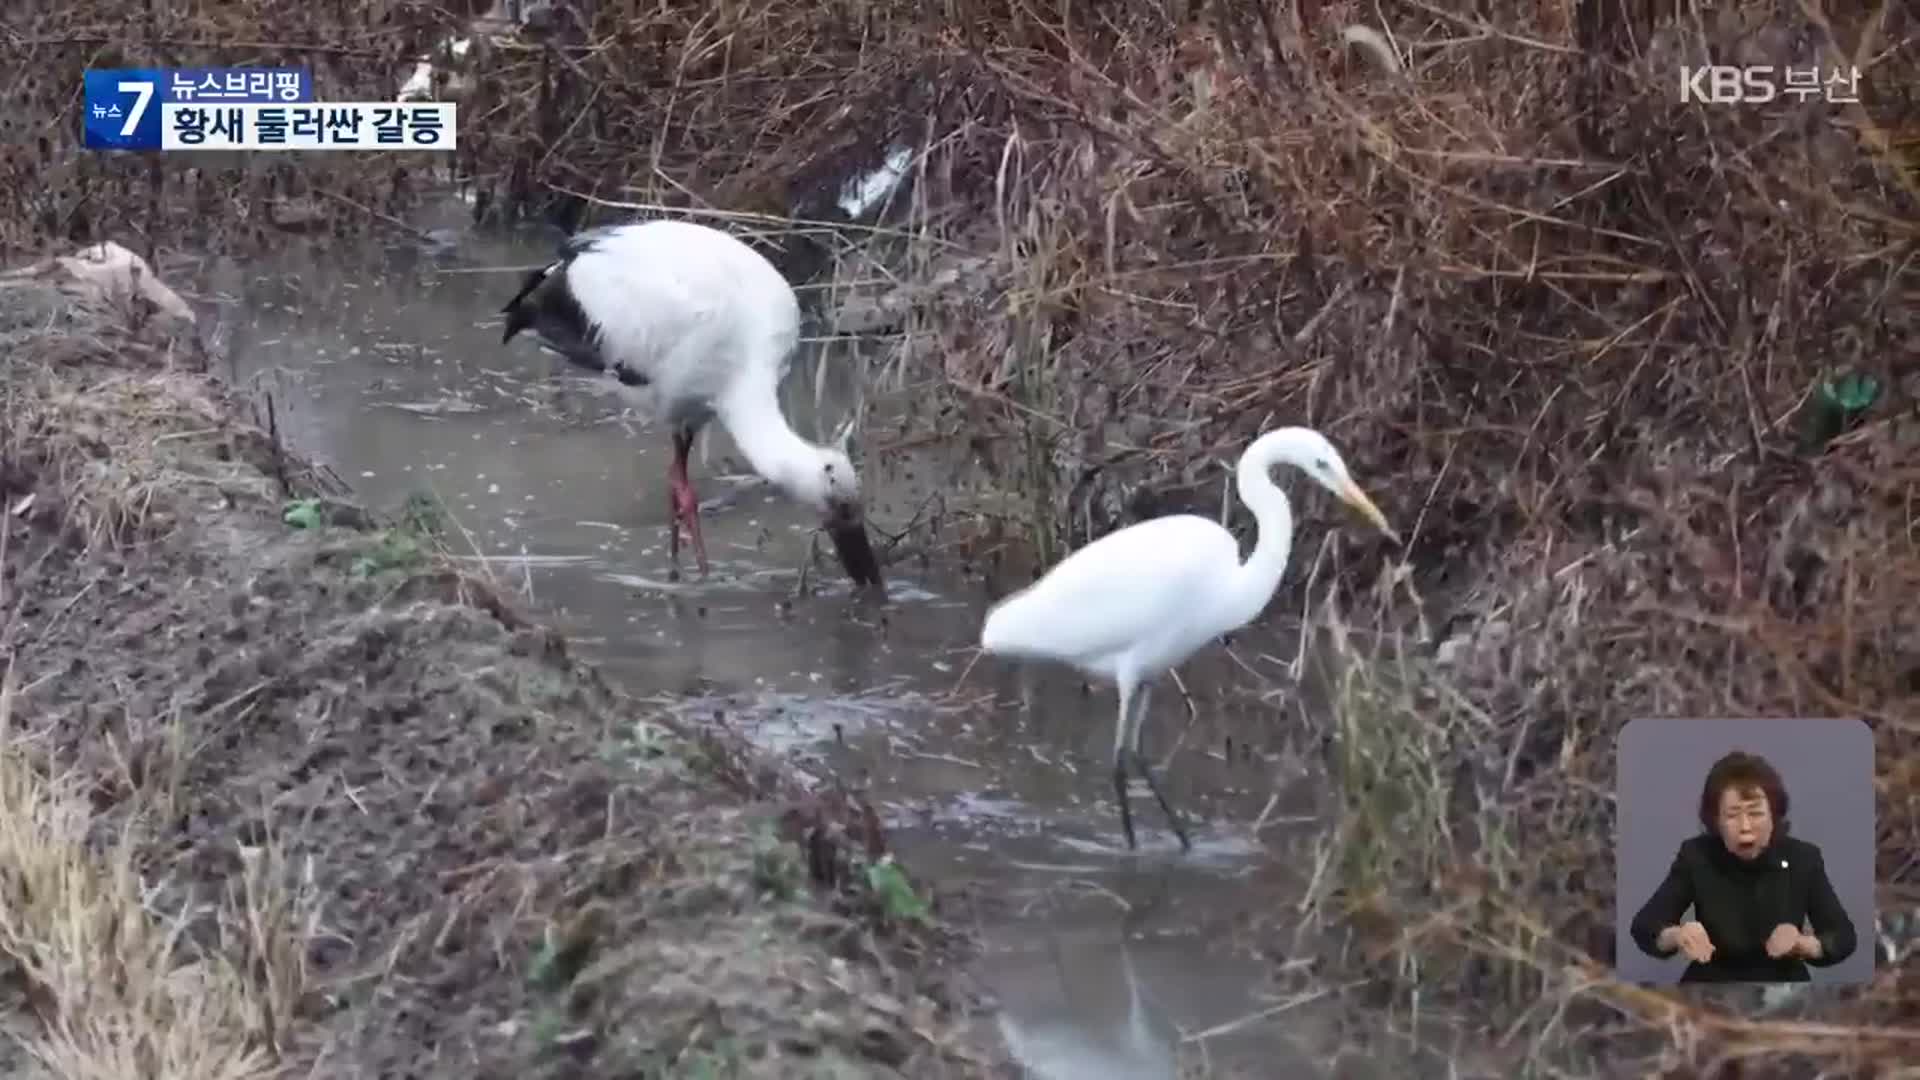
left=0, top=250, right=1010, bottom=1077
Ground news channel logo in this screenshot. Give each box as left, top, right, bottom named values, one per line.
left=83, top=68, right=457, bottom=151
left=1678, top=64, right=1862, bottom=106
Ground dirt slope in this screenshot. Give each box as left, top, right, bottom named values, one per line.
left=0, top=251, right=1009, bottom=1078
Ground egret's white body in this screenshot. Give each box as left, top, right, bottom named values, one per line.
left=980, top=427, right=1396, bottom=850
left=499, top=219, right=881, bottom=586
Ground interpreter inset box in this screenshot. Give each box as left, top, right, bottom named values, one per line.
left=1615, top=717, right=1874, bottom=986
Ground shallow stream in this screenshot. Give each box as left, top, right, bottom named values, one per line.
left=198, top=194, right=1362, bottom=1077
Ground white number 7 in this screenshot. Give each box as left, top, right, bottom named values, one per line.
left=116, top=81, right=153, bottom=138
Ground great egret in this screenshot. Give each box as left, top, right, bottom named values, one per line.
left=979, top=427, right=1398, bottom=851
left=499, top=219, right=883, bottom=587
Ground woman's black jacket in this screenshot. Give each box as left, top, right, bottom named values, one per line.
left=1629, top=833, right=1856, bottom=982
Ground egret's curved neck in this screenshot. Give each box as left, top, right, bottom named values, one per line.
left=1222, top=432, right=1298, bottom=628
left=715, top=346, right=818, bottom=495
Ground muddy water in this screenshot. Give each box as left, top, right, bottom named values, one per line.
left=200, top=199, right=1358, bottom=1077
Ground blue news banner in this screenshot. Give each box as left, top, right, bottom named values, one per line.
left=83, top=67, right=456, bottom=151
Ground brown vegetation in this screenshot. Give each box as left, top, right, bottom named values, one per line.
left=4, top=0, right=1920, bottom=1074
left=884, top=2, right=1918, bottom=1072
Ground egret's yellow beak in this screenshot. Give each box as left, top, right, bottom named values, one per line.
left=1338, top=479, right=1400, bottom=545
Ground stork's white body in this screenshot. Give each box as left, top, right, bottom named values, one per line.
left=979, top=427, right=1397, bottom=850
left=556, top=220, right=802, bottom=433
left=499, top=219, right=882, bottom=585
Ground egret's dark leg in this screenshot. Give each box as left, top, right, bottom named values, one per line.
left=1135, top=755, right=1192, bottom=853
left=1112, top=681, right=1139, bottom=850
left=1129, top=685, right=1193, bottom=852
left=1112, top=755, right=1138, bottom=851
left=667, top=425, right=709, bottom=576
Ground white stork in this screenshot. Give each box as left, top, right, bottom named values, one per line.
left=499, top=219, right=883, bottom=587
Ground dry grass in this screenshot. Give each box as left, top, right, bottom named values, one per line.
left=0, top=271, right=334, bottom=553
left=0, top=281, right=328, bottom=1078
left=1292, top=591, right=1920, bottom=1075
left=0, top=658, right=320, bottom=1080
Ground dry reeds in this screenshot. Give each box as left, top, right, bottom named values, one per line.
left=0, top=658, right=320, bottom=1080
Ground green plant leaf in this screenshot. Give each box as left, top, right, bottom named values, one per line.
left=282, top=498, right=323, bottom=530
left=864, top=859, right=930, bottom=925
left=400, top=491, right=446, bottom=537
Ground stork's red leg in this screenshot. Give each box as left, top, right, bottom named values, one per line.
left=666, top=463, right=683, bottom=567
left=667, top=427, right=710, bottom=577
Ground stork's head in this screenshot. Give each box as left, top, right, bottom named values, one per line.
left=785, top=430, right=884, bottom=589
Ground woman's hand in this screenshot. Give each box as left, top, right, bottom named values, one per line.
left=1767, top=923, right=1822, bottom=959
left=1659, top=921, right=1715, bottom=963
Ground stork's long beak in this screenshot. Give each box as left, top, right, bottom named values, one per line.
left=1337, top=478, right=1401, bottom=546
left=824, top=498, right=885, bottom=588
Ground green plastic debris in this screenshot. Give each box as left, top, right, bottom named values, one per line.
left=1798, top=371, right=1881, bottom=454
left=1822, top=372, right=1881, bottom=412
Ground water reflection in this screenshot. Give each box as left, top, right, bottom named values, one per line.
left=987, top=868, right=1326, bottom=1078
left=997, top=932, right=1177, bottom=1080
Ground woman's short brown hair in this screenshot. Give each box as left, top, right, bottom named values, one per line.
left=1697, top=750, right=1790, bottom=834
